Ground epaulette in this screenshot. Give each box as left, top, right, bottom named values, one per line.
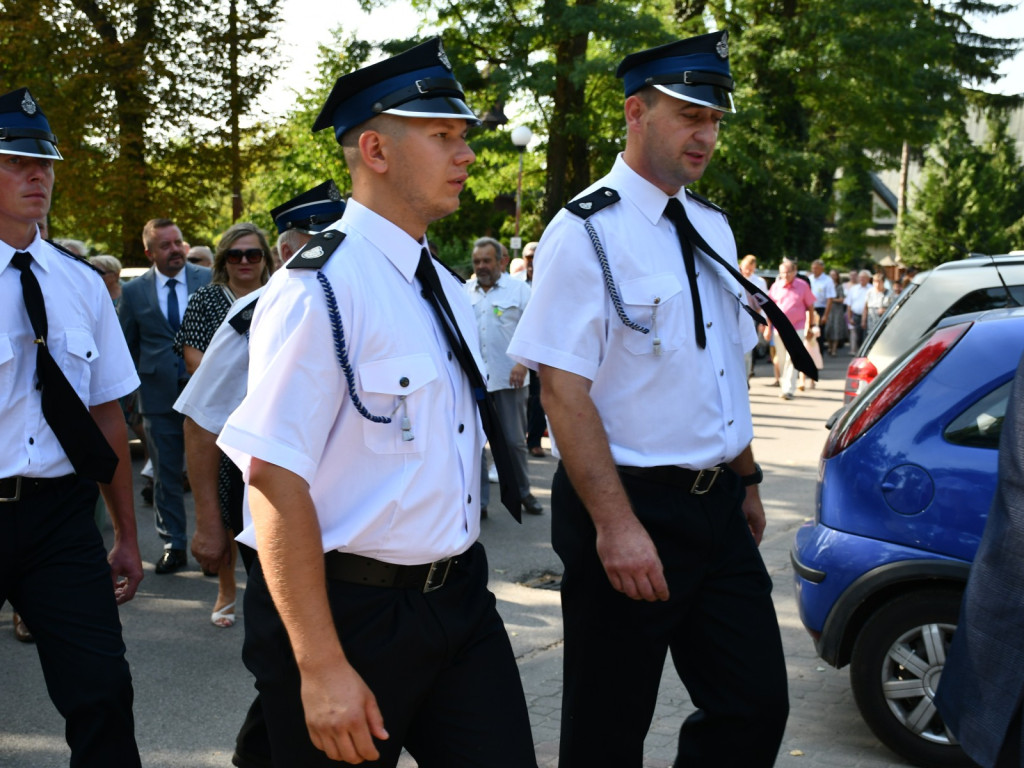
left=565, top=187, right=620, bottom=219
left=228, top=295, right=260, bottom=335
left=685, top=189, right=728, bottom=217
left=47, top=239, right=103, bottom=275
left=286, top=230, right=346, bottom=270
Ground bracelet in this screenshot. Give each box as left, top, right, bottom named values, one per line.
left=741, top=463, right=763, bottom=487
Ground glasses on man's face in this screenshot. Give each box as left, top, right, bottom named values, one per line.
left=224, top=248, right=264, bottom=264
left=187, top=256, right=205, bottom=264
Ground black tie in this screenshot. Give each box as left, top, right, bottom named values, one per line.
left=664, top=198, right=706, bottom=348
left=11, top=251, right=119, bottom=483
left=414, top=249, right=523, bottom=522
left=662, top=198, right=818, bottom=380
left=166, top=278, right=186, bottom=379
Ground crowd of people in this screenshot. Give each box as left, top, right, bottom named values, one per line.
left=6, top=27, right=1013, bottom=768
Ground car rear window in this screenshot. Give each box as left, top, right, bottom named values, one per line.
left=944, top=380, right=1012, bottom=449
left=942, top=285, right=1024, bottom=323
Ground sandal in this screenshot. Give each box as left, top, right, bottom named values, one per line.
left=211, top=602, right=236, bottom=629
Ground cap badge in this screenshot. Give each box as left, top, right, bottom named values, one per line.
left=715, top=32, right=729, bottom=60
left=302, top=246, right=325, bottom=260
left=242, top=308, right=253, bottom=321
left=327, top=184, right=342, bottom=202
left=437, top=40, right=452, bottom=71
left=21, top=92, right=37, bottom=116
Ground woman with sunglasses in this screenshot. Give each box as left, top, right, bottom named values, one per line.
left=173, top=221, right=273, bottom=628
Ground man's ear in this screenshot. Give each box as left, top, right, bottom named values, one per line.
left=624, top=93, right=647, bottom=132
left=359, top=129, right=390, bottom=175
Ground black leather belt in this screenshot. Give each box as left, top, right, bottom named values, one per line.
left=0, top=475, right=77, bottom=503
left=324, top=551, right=462, bottom=593
left=616, top=464, right=726, bottom=495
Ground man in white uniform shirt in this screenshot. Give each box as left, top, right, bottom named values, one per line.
left=218, top=38, right=535, bottom=767
left=0, top=87, right=143, bottom=766
left=467, top=236, right=543, bottom=517
left=509, top=32, right=792, bottom=767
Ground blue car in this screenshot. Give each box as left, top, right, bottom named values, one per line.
left=792, top=307, right=1024, bottom=767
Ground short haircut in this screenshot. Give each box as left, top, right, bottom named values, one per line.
left=473, top=237, right=503, bottom=261
left=740, top=254, right=757, bottom=270
left=88, top=254, right=122, bottom=274
left=142, top=218, right=177, bottom=251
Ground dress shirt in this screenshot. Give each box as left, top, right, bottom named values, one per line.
left=219, top=200, right=484, bottom=564
left=0, top=234, right=140, bottom=478
left=508, top=154, right=758, bottom=470
left=768, top=278, right=815, bottom=330
left=808, top=271, right=836, bottom=308
left=153, top=267, right=188, bottom=325
left=174, top=287, right=263, bottom=434
left=466, top=274, right=531, bottom=392
left=845, top=283, right=871, bottom=315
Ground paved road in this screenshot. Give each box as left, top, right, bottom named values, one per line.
left=0, top=351, right=914, bottom=767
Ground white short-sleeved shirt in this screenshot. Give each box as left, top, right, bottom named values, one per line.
left=466, top=274, right=531, bottom=392
left=173, top=287, right=263, bottom=434
left=1, top=234, right=140, bottom=478
left=845, top=283, right=871, bottom=314
left=219, top=200, right=484, bottom=564
left=809, top=271, right=836, bottom=307
left=508, top=154, right=758, bottom=470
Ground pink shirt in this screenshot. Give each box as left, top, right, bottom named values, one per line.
left=768, top=277, right=815, bottom=330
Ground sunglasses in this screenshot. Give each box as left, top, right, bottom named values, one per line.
left=187, top=256, right=206, bottom=264
left=224, top=248, right=265, bottom=264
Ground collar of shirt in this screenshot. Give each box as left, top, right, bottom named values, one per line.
left=607, top=153, right=689, bottom=227
left=469, top=273, right=506, bottom=295
left=340, top=198, right=427, bottom=283
left=153, top=265, right=186, bottom=290
left=0, top=229, right=49, bottom=275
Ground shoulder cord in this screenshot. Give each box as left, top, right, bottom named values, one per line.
left=583, top=219, right=649, bottom=334
left=316, top=271, right=391, bottom=424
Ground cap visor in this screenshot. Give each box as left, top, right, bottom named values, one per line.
left=0, top=138, right=63, bottom=160
left=384, top=96, right=481, bottom=125
left=654, top=83, right=735, bottom=114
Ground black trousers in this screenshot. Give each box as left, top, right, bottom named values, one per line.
left=0, top=476, right=140, bottom=768
left=242, top=542, right=537, bottom=767
left=526, top=374, right=546, bottom=450
left=552, top=463, right=789, bottom=768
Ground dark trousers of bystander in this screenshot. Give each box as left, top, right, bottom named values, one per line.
left=0, top=475, right=140, bottom=767
left=552, top=464, right=789, bottom=768
left=526, top=374, right=546, bottom=451
left=242, top=542, right=538, bottom=768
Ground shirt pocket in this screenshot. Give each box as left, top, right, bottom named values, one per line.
left=618, top=273, right=683, bottom=355
left=358, top=353, right=438, bottom=454
left=0, top=334, right=13, bottom=394
left=62, top=328, right=100, bottom=397
left=489, top=299, right=522, bottom=328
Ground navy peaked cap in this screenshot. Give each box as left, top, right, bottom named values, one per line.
left=0, top=88, right=63, bottom=159
left=271, top=180, right=346, bottom=235
left=616, top=31, right=736, bottom=113
left=312, top=37, right=480, bottom=143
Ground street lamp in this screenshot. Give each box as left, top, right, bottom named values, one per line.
left=510, top=125, right=532, bottom=260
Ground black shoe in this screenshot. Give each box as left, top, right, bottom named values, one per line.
left=521, top=494, right=544, bottom=515
left=480, top=507, right=488, bottom=520
left=141, top=478, right=154, bottom=505
left=155, top=549, right=187, bottom=574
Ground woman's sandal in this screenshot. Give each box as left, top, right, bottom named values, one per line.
left=211, top=602, right=236, bottom=629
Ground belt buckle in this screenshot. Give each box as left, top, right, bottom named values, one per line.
left=0, top=477, right=22, bottom=502
left=422, top=558, right=452, bottom=593
left=690, top=467, right=720, bottom=495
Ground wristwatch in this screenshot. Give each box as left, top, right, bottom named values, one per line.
left=741, top=463, right=763, bottom=487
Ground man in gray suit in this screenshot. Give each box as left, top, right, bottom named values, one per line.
left=119, top=218, right=211, bottom=573
left=936, top=351, right=1024, bottom=768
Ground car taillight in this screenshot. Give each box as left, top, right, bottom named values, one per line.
left=843, top=357, right=877, bottom=402
left=823, top=322, right=971, bottom=458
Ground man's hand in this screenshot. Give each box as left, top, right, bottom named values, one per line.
left=509, top=362, right=527, bottom=389
left=595, top=515, right=669, bottom=602
left=741, top=486, right=767, bottom=546
left=301, top=655, right=389, bottom=763
left=191, top=509, right=231, bottom=575
left=107, top=540, right=143, bottom=605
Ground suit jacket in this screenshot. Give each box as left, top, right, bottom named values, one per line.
left=935, top=350, right=1024, bottom=767
left=118, top=263, right=211, bottom=414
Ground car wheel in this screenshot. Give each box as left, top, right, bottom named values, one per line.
left=850, top=590, right=973, bottom=767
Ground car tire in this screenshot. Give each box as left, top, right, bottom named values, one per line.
left=849, top=590, right=973, bottom=767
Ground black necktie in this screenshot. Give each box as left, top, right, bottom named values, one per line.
left=664, top=199, right=706, bottom=348
left=11, top=252, right=119, bottom=483
left=662, top=198, right=818, bottom=380
left=166, top=278, right=186, bottom=379
left=414, top=249, right=523, bottom=522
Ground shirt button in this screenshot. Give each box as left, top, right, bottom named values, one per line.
left=86, top=350, right=92, bottom=358
left=448, top=351, right=453, bottom=361
left=458, top=423, right=465, bottom=433
left=719, top=369, right=724, bottom=376
left=399, top=377, right=410, bottom=388
left=467, top=494, right=472, bottom=504
left=705, top=322, right=712, bottom=328
left=728, top=419, right=734, bottom=426
left=28, top=437, right=34, bottom=445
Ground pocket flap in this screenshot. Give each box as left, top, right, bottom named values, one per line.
left=619, top=273, right=682, bottom=306
left=359, top=353, right=438, bottom=396
left=65, top=328, right=99, bottom=362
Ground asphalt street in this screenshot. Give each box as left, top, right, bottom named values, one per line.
left=0, top=350, right=915, bottom=767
